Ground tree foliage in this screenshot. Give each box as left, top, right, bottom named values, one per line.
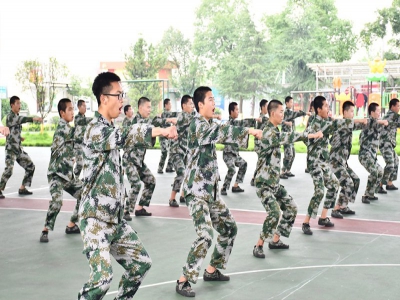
left=67, top=75, right=94, bottom=100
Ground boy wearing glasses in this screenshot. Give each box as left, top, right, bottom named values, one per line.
left=78, top=72, right=177, bottom=299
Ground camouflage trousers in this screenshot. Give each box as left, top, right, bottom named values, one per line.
left=171, top=153, right=185, bottom=192
left=45, top=176, right=82, bottom=230
left=182, top=193, right=237, bottom=284
left=157, top=137, right=173, bottom=172
left=380, top=143, right=399, bottom=185
left=257, top=185, right=297, bottom=241
left=359, top=153, right=383, bottom=197
left=282, top=143, right=295, bottom=173
left=130, top=162, right=155, bottom=207
left=330, top=160, right=360, bottom=207
left=0, top=150, right=35, bottom=190
left=307, top=161, right=339, bottom=218
left=123, top=162, right=141, bottom=213
left=222, top=152, right=247, bottom=189
left=73, top=144, right=84, bottom=178
left=78, top=218, right=152, bottom=299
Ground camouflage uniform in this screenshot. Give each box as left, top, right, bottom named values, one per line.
left=255, top=121, right=307, bottom=241
left=0, top=111, right=35, bottom=190
left=78, top=111, right=153, bottom=299
left=123, top=113, right=167, bottom=212
left=73, top=112, right=93, bottom=177
left=158, top=110, right=177, bottom=172
left=282, top=108, right=306, bottom=173
left=45, top=118, right=82, bottom=230
left=329, top=121, right=365, bottom=207
left=253, top=114, right=269, bottom=180
left=358, top=117, right=384, bottom=197
left=306, top=116, right=352, bottom=217
left=170, top=111, right=197, bottom=192
left=222, top=117, right=255, bottom=189
left=379, top=110, right=400, bottom=185
left=180, top=116, right=249, bottom=283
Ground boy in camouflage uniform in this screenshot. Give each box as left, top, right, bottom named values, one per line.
left=378, top=98, right=400, bottom=192
left=0, top=96, right=42, bottom=198
left=251, top=99, right=269, bottom=186
left=73, top=99, right=93, bottom=178
left=122, top=97, right=176, bottom=219
left=329, top=101, right=368, bottom=219
left=359, top=103, right=389, bottom=204
left=175, top=86, right=262, bottom=297
left=221, top=102, right=260, bottom=195
left=158, top=98, right=178, bottom=173
left=78, top=72, right=177, bottom=299
left=253, top=100, right=322, bottom=258
left=281, top=96, right=309, bottom=179
left=301, top=96, right=354, bottom=235
left=40, top=98, right=83, bottom=243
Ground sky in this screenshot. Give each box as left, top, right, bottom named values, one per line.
left=0, top=0, right=393, bottom=97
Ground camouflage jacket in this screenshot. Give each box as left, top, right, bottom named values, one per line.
left=170, top=111, right=197, bottom=156
left=183, top=116, right=249, bottom=201
left=78, top=111, right=153, bottom=224
left=74, top=113, right=93, bottom=146
left=122, top=116, right=133, bottom=128
left=222, top=116, right=255, bottom=153
left=379, top=110, right=400, bottom=148
left=47, top=118, right=75, bottom=182
left=307, top=115, right=352, bottom=169
left=160, top=110, right=178, bottom=128
left=122, top=112, right=166, bottom=167
left=306, top=113, right=315, bottom=129
left=254, top=113, right=269, bottom=153
left=359, top=117, right=381, bottom=158
left=282, top=108, right=306, bottom=132
left=329, top=120, right=365, bottom=165
left=5, top=111, right=33, bottom=154
left=255, top=121, right=308, bottom=188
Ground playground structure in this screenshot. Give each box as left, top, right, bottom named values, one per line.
left=292, top=60, right=400, bottom=116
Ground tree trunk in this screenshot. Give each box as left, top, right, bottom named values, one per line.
left=239, top=96, right=243, bottom=117
left=250, top=95, right=255, bottom=117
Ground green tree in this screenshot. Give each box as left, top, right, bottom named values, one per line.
left=124, top=38, right=167, bottom=115
left=67, top=75, right=94, bottom=100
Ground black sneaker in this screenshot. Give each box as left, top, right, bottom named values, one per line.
left=166, top=168, right=175, bottom=173
left=250, top=178, right=255, bottom=186
left=123, top=211, right=132, bottom=221
left=135, top=208, right=152, bottom=216
left=286, top=172, right=295, bottom=177
left=305, top=168, right=309, bottom=173
left=302, top=223, right=313, bottom=235
left=40, top=231, right=49, bottom=243
left=268, top=239, right=289, bottom=249
left=386, top=184, right=398, bottom=191
left=176, top=280, right=195, bottom=297
left=203, top=269, right=230, bottom=281
left=180, top=196, right=186, bottom=203
left=65, top=224, right=80, bottom=234
left=318, top=217, right=334, bottom=227
left=368, top=195, right=378, bottom=200
left=253, top=245, right=265, bottom=258
left=331, top=210, right=343, bottom=219
left=339, top=207, right=355, bottom=215
left=231, top=186, right=244, bottom=193
left=280, top=174, right=288, bottom=179
left=19, top=188, right=32, bottom=195
left=221, top=188, right=227, bottom=195
left=377, top=186, right=387, bottom=194
left=157, top=170, right=163, bottom=174
left=0, top=191, right=4, bottom=199
left=169, top=199, right=179, bottom=207
left=361, top=196, right=370, bottom=204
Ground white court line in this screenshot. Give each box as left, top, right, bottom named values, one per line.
left=106, top=263, right=400, bottom=295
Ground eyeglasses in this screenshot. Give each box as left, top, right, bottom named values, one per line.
left=103, top=92, right=126, bottom=100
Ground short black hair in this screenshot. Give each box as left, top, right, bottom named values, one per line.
left=181, top=95, right=192, bottom=109
left=229, top=102, right=238, bottom=114
left=138, top=97, right=151, bottom=108
left=58, top=98, right=72, bottom=117
left=163, top=98, right=171, bottom=107
left=267, top=99, right=283, bottom=115
left=260, top=99, right=268, bottom=110
left=10, top=96, right=20, bottom=106
left=92, top=72, right=121, bottom=106
left=309, top=101, right=314, bottom=112
left=313, top=96, right=326, bottom=115
left=342, top=101, right=355, bottom=112
left=389, top=98, right=399, bottom=109
left=77, top=99, right=85, bottom=107
left=193, top=86, right=212, bottom=112
left=124, top=105, right=131, bottom=114
left=284, top=96, right=293, bottom=104
left=368, top=102, right=379, bottom=115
